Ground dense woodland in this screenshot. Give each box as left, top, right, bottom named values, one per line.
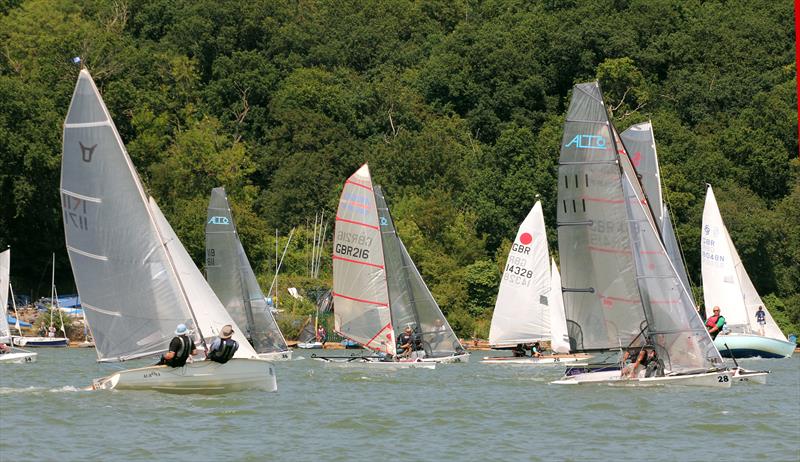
left=0, top=0, right=797, bottom=339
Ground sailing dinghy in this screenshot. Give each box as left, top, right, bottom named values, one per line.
left=61, top=69, right=275, bottom=393
left=206, top=187, right=291, bottom=361
left=483, top=202, right=587, bottom=365
left=12, top=254, right=69, bottom=347
left=323, top=164, right=468, bottom=367
left=552, top=82, right=732, bottom=387
left=0, top=249, right=37, bottom=363
left=701, top=185, right=795, bottom=359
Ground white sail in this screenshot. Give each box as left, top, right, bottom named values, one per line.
left=332, top=164, right=395, bottom=355
left=549, top=259, right=571, bottom=353
left=701, top=186, right=786, bottom=341
left=489, top=202, right=551, bottom=346
left=148, top=198, right=257, bottom=359
left=0, top=249, right=10, bottom=340
left=61, top=70, right=195, bottom=362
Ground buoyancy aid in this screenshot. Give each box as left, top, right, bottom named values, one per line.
left=167, top=335, right=192, bottom=367
left=209, top=338, right=238, bottom=364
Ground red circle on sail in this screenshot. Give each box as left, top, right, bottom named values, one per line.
left=520, top=233, right=533, bottom=245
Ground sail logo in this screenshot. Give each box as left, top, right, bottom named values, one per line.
left=379, top=217, right=388, bottom=226
left=704, top=225, right=710, bottom=236
left=79, top=142, right=97, bottom=162
left=208, top=216, right=230, bottom=225
left=564, top=134, right=607, bottom=150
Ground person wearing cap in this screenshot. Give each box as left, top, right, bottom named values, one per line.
left=157, top=323, right=197, bottom=367
left=207, top=324, right=239, bottom=364
left=397, top=325, right=417, bottom=358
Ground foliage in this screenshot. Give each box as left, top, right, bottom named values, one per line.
left=0, top=0, right=797, bottom=338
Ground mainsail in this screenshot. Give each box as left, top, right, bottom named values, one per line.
left=332, top=165, right=395, bottom=355
left=374, top=185, right=463, bottom=358
left=61, top=69, right=254, bottom=362
left=557, top=82, right=644, bottom=350
left=206, top=187, right=289, bottom=353
left=701, top=186, right=786, bottom=341
left=1, top=249, right=10, bottom=341
left=489, top=202, right=552, bottom=347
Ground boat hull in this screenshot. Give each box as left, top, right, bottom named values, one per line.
left=92, top=359, right=277, bottom=394
left=296, top=342, right=324, bottom=349
left=0, top=351, right=37, bottom=364
left=257, top=350, right=292, bottom=361
left=419, top=352, right=470, bottom=364
left=482, top=354, right=589, bottom=365
left=552, top=369, right=735, bottom=388
left=714, top=334, right=795, bottom=359
left=13, top=336, right=69, bottom=347
left=732, top=367, right=769, bottom=385
left=313, top=355, right=436, bottom=369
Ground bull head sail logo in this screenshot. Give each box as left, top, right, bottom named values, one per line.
left=79, top=142, right=97, bottom=162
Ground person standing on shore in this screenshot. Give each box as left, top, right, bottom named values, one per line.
left=755, top=306, right=766, bottom=336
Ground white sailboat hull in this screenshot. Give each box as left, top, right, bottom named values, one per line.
left=91, top=359, right=277, bottom=394
left=732, top=367, right=769, bottom=385
left=313, top=356, right=436, bottom=369
left=296, top=342, right=324, bottom=349
left=714, top=333, right=795, bottom=359
left=257, top=350, right=292, bottom=361
left=482, top=354, right=588, bottom=365
left=0, top=351, right=37, bottom=364
left=12, top=336, right=69, bottom=347
left=418, top=352, right=470, bottom=364
left=552, top=369, right=735, bottom=388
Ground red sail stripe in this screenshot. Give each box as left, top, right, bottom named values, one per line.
left=335, top=216, right=379, bottom=230
left=588, top=245, right=631, bottom=254
left=332, top=255, right=384, bottom=269
left=365, top=322, right=394, bottom=349
left=640, top=250, right=665, bottom=255
left=340, top=199, right=370, bottom=210
left=332, top=291, right=388, bottom=307
left=345, top=180, right=372, bottom=191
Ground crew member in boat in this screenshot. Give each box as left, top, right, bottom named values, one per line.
left=512, top=343, right=527, bottom=357
left=397, top=325, right=418, bottom=357
left=530, top=342, right=543, bottom=358
left=705, top=306, right=726, bottom=340
left=0, top=343, right=9, bottom=354
left=623, top=346, right=662, bottom=378
left=156, top=323, right=197, bottom=367
left=207, top=325, right=239, bottom=364
left=755, top=306, right=766, bottom=336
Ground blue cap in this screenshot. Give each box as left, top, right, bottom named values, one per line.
left=175, top=324, right=188, bottom=335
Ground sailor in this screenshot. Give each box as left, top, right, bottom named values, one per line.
left=512, top=343, right=527, bottom=357
left=624, top=346, right=662, bottom=378
left=755, top=306, right=767, bottom=336
left=0, top=343, right=9, bottom=354
left=316, top=325, right=328, bottom=346
left=207, top=325, right=239, bottom=364
left=705, top=306, right=726, bottom=340
left=397, top=325, right=416, bottom=357
left=157, top=323, right=197, bottom=367
left=530, top=341, right=543, bottom=358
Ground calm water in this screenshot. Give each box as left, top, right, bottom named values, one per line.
left=1, top=348, right=798, bottom=461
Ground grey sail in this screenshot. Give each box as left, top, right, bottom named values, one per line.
left=619, top=153, right=722, bottom=372
left=206, top=187, right=288, bottom=353
left=0, top=249, right=10, bottom=340
left=620, top=123, right=692, bottom=295
left=557, top=82, right=645, bottom=350
left=61, top=70, right=194, bottom=362
left=374, top=185, right=464, bottom=358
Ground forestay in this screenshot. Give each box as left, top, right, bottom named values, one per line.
left=374, top=185, right=464, bottom=358
left=557, top=82, right=644, bottom=350
left=61, top=70, right=195, bottom=362
left=206, top=187, right=288, bottom=353
left=332, top=165, right=395, bottom=355
left=489, top=202, right=552, bottom=347
left=701, top=186, right=786, bottom=341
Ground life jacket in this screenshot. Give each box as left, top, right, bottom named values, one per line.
left=705, top=315, right=721, bottom=329
left=209, top=338, right=238, bottom=364
left=167, top=335, right=192, bottom=367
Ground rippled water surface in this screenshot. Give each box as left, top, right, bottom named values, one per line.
left=1, top=349, right=798, bottom=461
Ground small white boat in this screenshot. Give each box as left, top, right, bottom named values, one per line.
left=297, top=341, right=324, bottom=349
left=62, top=69, right=276, bottom=393
left=312, top=354, right=436, bottom=369
left=330, top=165, right=468, bottom=365
left=552, top=82, right=731, bottom=388
left=91, top=358, right=276, bottom=393
left=702, top=185, right=795, bottom=359
left=481, top=355, right=588, bottom=365
left=206, top=187, right=292, bottom=361
left=12, top=336, right=69, bottom=347
left=0, top=347, right=37, bottom=364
